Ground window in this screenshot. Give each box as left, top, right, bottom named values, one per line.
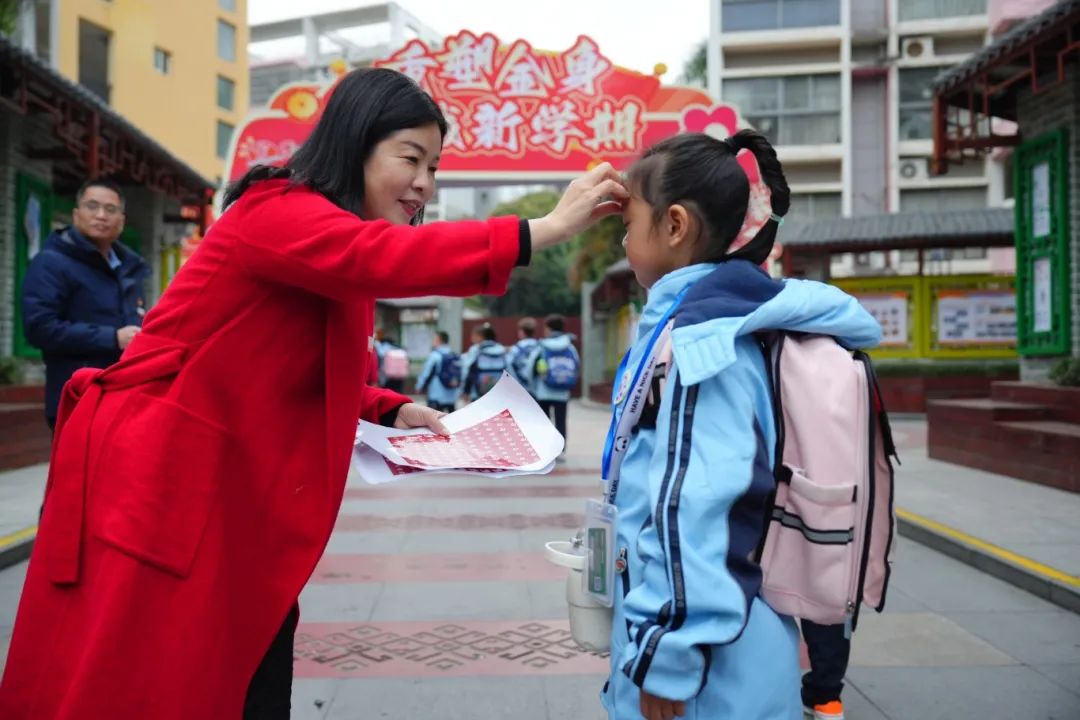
left=217, top=75, right=235, bottom=110
left=898, top=0, right=987, bottom=22
left=724, top=74, right=842, bottom=145
left=217, top=19, right=236, bottom=62
left=722, top=0, right=840, bottom=32
left=219, top=0, right=237, bottom=11
left=900, top=187, right=986, bottom=212
left=962, top=247, right=987, bottom=259
left=34, top=0, right=52, bottom=63
left=788, top=192, right=843, bottom=220
left=898, top=67, right=947, bottom=141
left=78, top=19, right=111, bottom=102
left=216, top=120, right=234, bottom=159
left=153, top=47, right=171, bottom=74
left=900, top=249, right=920, bottom=262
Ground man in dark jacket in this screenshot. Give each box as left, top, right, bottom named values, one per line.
left=21, top=178, right=149, bottom=429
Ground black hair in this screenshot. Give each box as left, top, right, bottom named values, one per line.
left=476, top=324, right=497, bottom=342
left=625, top=129, right=790, bottom=265
left=545, top=314, right=565, bottom=333
left=222, top=68, right=447, bottom=222
left=77, top=178, right=125, bottom=207
left=437, top=331, right=450, bottom=344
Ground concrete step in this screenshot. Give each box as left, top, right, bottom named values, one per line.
left=0, top=385, right=44, bottom=404
left=0, top=404, right=44, bottom=430
left=0, top=404, right=51, bottom=471
left=929, top=417, right=1080, bottom=494
left=991, top=381, right=1080, bottom=423
left=926, top=397, right=1052, bottom=423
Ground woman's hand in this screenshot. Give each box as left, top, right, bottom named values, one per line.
left=529, top=162, right=628, bottom=251
left=640, top=691, right=686, bottom=720
left=392, top=403, right=450, bottom=435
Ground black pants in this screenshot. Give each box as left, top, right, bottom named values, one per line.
left=428, top=401, right=455, bottom=413
left=538, top=400, right=568, bottom=441
left=384, top=378, right=405, bottom=393
left=244, top=604, right=300, bottom=719
left=800, top=619, right=850, bottom=706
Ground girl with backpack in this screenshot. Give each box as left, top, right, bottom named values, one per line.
left=598, top=130, right=880, bottom=720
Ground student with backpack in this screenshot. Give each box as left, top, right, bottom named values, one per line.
left=378, top=338, right=410, bottom=393
left=595, top=130, right=883, bottom=720
left=416, top=330, right=462, bottom=412
left=461, top=323, right=507, bottom=401
left=525, top=314, right=580, bottom=451
left=506, top=317, right=540, bottom=395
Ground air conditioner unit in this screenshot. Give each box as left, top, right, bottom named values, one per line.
left=898, top=158, right=929, bottom=182
left=901, top=36, right=935, bottom=61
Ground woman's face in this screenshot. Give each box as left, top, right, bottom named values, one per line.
left=361, top=123, right=443, bottom=225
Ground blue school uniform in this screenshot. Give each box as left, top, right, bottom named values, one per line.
left=602, top=261, right=881, bottom=719
left=416, top=345, right=462, bottom=407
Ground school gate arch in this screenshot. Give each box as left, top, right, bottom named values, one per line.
left=223, top=31, right=764, bottom=189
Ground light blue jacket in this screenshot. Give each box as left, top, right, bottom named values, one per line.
left=524, top=333, right=580, bottom=402
left=505, top=337, right=540, bottom=393
left=416, top=345, right=462, bottom=406
left=603, top=261, right=881, bottom=719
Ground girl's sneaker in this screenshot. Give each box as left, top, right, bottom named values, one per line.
left=804, top=700, right=844, bottom=720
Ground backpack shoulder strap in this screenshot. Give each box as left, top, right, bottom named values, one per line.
left=755, top=331, right=790, bottom=484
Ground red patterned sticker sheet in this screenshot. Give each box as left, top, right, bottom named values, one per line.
left=387, top=409, right=540, bottom=469
left=354, top=374, right=564, bottom=485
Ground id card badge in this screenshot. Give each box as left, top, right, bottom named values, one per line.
left=583, top=499, right=618, bottom=607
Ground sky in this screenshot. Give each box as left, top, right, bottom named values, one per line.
left=247, top=0, right=710, bottom=81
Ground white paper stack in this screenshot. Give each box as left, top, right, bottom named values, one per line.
left=352, top=373, right=565, bottom=484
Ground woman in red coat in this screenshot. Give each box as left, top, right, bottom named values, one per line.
left=0, top=68, right=626, bottom=719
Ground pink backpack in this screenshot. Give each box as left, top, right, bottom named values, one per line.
left=756, top=333, right=898, bottom=632
left=383, top=348, right=410, bottom=380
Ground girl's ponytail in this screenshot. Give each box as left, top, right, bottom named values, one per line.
left=723, top=129, right=790, bottom=266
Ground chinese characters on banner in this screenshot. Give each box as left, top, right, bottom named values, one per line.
left=224, top=32, right=763, bottom=188
left=375, top=34, right=644, bottom=165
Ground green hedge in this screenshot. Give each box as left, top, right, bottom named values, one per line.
left=0, top=356, right=24, bottom=385
left=871, top=360, right=1019, bottom=378
left=1049, top=358, right=1080, bottom=387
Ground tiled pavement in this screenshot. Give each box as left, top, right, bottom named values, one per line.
left=1, top=405, right=1079, bottom=718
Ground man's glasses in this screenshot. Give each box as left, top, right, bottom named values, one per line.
left=81, top=200, right=123, bottom=216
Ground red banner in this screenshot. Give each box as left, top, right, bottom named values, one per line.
left=224, top=32, right=758, bottom=185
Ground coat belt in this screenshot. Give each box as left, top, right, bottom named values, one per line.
left=39, top=333, right=190, bottom=585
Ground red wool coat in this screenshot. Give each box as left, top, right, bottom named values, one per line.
left=0, top=180, right=521, bottom=719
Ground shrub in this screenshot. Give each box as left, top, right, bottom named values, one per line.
left=1048, top=357, right=1080, bottom=387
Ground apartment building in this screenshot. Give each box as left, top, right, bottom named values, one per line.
left=8, top=0, right=249, bottom=181
left=707, top=0, right=1008, bottom=277
left=248, top=3, right=439, bottom=106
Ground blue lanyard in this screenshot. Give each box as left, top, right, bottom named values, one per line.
left=601, top=287, right=689, bottom=484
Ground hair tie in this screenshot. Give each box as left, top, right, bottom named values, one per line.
left=770, top=213, right=784, bottom=226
